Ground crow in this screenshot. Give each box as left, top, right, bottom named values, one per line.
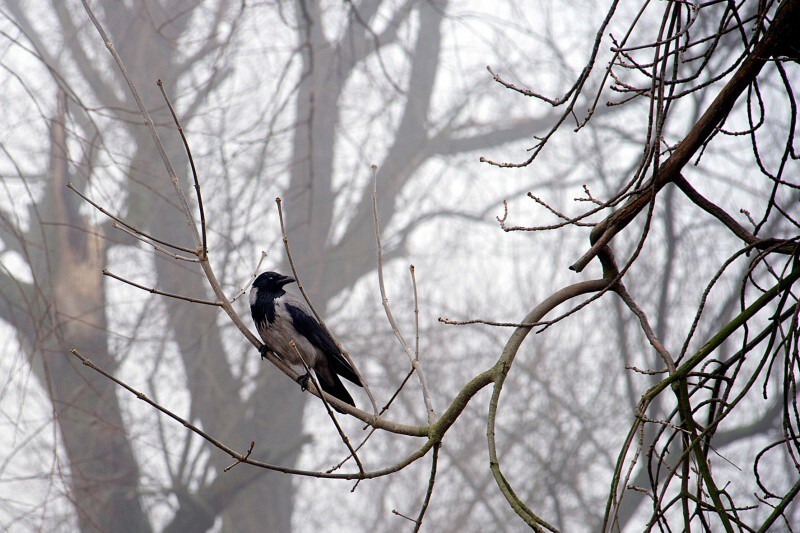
left=249, top=271, right=362, bottom=411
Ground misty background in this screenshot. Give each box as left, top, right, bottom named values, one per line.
left=0, top=0, right=798, bottom=531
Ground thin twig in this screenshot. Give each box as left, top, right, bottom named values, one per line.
left=334, top=369, right=418, bottom=471
left=413, top=442, right=441, bottom=533
left=438, top=317, right=551, bottom=328
left=331, top=369, right=418, bottom=472
left=102, top=269, right=221, bottom=306
left=290, top=341, right=365, bottom=475
left=626, top=364, right=669, bottom=376
left=230, top=251, right=268, bottom=303
left=410, top=265, right=420, bottom=360
left=372, top=164, right=436, bottom=424
left=528, top=192, right=595, bottom=227
left=329, top=426, right=377, bottom=473
left=224, top=441, right=255, bottom=472
left=614, top=281, right=677, bottom=373
left=111, top=223, right=199, bottom=262
left=67, top=182, right=196, bottom=255
left=391, top=510, right=418, bottom=523
left=157, top=79, right=207, bottom=258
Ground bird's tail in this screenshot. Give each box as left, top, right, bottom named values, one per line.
left=316, top=368, right=355, bottom=413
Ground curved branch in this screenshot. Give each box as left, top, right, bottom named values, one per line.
left=487, top=277, right=614, bottom=530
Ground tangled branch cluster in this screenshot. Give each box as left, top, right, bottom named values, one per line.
left=68, top=0, right=798, bottom=531
left=488, top=0, right=800, bottom=530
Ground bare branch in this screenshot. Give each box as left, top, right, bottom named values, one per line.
left=290, top=340, right=365, bottom=475
left=157, top=79, right=208, bottom=258
left=371, top=164, right=436, bottom=424
left=68, top=348, right=434, bottom=478
left=102, top=269, right=221, bottom=307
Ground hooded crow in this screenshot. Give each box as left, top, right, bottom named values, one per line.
left=249, top=271, right=362, bottom=411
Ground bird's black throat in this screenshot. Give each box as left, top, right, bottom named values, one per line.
left=251, top=287, right=285, bottom=326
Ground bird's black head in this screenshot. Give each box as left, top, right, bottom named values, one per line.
left=252, top=271, right=296, bottom=292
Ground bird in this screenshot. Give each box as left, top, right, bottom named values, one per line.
left=249, top=271, right=362, bottom=412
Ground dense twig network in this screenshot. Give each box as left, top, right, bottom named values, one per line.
left=57, top=0, right=800, bottom=530
left=483, top=0, right=800, bottom=530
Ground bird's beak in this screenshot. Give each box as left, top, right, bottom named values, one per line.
left=279, top=274, right=296, bottom=286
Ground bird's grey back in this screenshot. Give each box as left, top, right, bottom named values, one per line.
left=255, top=290, right=322, bottom=367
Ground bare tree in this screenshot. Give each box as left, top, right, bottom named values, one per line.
left=1, top=0, right=798, bottom=531
left=0, top=1, right=561, bottom=531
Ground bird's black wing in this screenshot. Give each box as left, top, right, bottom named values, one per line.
left=284, top=302, right=362, bottom=386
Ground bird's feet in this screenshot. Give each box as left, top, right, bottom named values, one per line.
left=296, top=372, right=311, bottom=391
left=259, top=345, right=269, bottom=360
